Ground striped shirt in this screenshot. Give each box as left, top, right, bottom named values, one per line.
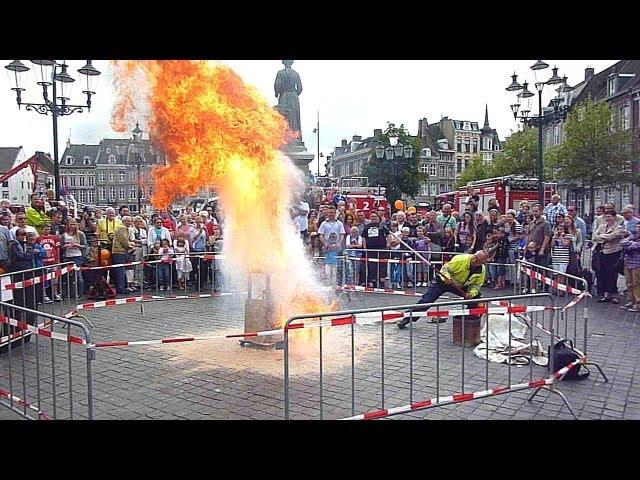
left=551, top=242, right=571, bottom=266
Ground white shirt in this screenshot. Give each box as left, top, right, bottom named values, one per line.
left=10, top=225, right=38, bottom=241
left=293, top=201, right=310, bottom=232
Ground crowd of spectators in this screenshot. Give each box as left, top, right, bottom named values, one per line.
left=0, top=193, right=224, bottom=304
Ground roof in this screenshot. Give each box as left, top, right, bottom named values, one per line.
left=573, top=60, right=640, bottom=104
left=60, top=144, right=100, bottom=167
left=0, top=147, right=21, bottom=173
left=35, top=152, right=55, bottom=174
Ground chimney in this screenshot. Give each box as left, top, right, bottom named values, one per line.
left=352, top=135, right=362, bottom=142
left=374, top=128, right=382, bottom=139
left=341, top=139, right=348, bottom=148
left=421, top=117, right=429, bottom=138
left=585, top=67, right=595, bottom=81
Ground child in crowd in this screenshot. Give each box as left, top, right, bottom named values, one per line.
left=157, top=239, right=174, bottom=291
left=345, top=226, right=363, bottom=286
left=174, top=237, right=192, bottom=290
left=37, top=223, right=62, bottom=302
left=388, top=222, right=403, bottom=289
left=483, top=230, right=497, bottom=286
left=324, top=232, right=340, bottom=286
left=413, top=226, right=431, bottom=287
left=492, top=227, right=510, bottom=290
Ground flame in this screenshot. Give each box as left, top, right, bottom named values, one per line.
left=111, top=60, right=333, bottom=345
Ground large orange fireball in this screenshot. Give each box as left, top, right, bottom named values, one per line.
left=111, top=60, right=333, bottom=332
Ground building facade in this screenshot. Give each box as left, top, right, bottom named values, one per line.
left=61, top=133, right=166, bottom=213
left=547, top=61, right=640, bottom=214
left=0, top=146, right=36, bottom=205
left=330, top=134, right=373, bottom=181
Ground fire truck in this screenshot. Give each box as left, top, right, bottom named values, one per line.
left=317, top=177, right=390, bottom=218
left=435, top=176, right=556, bottom=213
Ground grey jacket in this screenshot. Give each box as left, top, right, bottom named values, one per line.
left=593, top=223, right=627, bottom=254
left=0, top=225, right=10, bottom=261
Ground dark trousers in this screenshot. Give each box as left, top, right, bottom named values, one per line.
left=411, top=280, right=481, bottom=313
left=192, top=255, right=208, bottom=289
left=597, top=251, right=621, bottom=296
left=366, top=251, right=388, bottom=286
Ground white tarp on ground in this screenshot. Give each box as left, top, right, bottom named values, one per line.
left=473, top=314, right=548, bottom=366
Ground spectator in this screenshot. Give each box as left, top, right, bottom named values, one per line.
left=464, top=185, right=479, bottom=212
left=455, top=211, right=476, bottom=253
left=492, top=227, right=510, bottom=290
left=324, top=233, right=340, bottom=285
left=190, top=215, right=209, bottom=290
left=440, top=226, right=457, bottom=263
left=49, top=209, right=65, bottom=237
left=487, top=197, right=500, bottom=214
left=592, top=210, right=627, bottom=304
left=387, top=221, right=403, bottom=289
left=396, top=211, right=408, bottom=232
left=437, top=203, right=457, bottom=230
left=174, top=237, right=192, bottom=290
left=118, top=205, right=130, bottom=220
left=25, top=193, right=50, bottom=234
left=9, top=212, right=37, bottom=241
left=564, top=215, right=584, bottom=267
left=38, top=224, right=62, bottom=302
left=552, top=212, right=566, bottom=233
left=406, top=211, right=421, bottom=239
left=473, top=211, right=489, bottom=254
left=486, top=208, right=500, bottom=228
left=591, top=206, right=605, bottom=233
left=528, top=204, right=553, bottom=267
left=62, top=218, right=88, bottom=295
left=0, top=214, right=10, bottom=271
left=619, top=229, right=640, bottom=312
left=543, top=194, right=568, bottom=226
left=361, top=211, right=389, bottom=288
left=413, top=226, right=431, bottom=287
left=111, top=224, right=133, bottom=295
left=318, top=205, right=346, bottom=257
left=621, top=205, right=639, bottom=236
left=551, top=225, right=571, bottom=274
left=132, top=216, right=148, bottom=288
left=97, top=207, right=123, bottom=245
left=344, top=226, right=363, bottom=286
left=516, top=201, right=530, bottom=224
left=156, top=238, right=174, bottom=291
left=593, top=203, right=623, bottom=231
left=79, top=207, right=97, bottom=240
left=307, top=210, right=320, bottom=256
left=522, top=241, right=539, bottom=293
left=175, top=214, right=195, bottom=240
left=8, top=228, right=37, bottom=327
left=354, top=210, right=367, bottom=235
left=566, top=204, right=587, bottom=240
left=504, top=211, right=522, bottom=282
left=147, top=216, right=172, bottom=247
left=291, top=191, right=310, bottom=240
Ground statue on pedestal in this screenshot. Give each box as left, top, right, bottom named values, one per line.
left=274, top=60, right=302, bottom=140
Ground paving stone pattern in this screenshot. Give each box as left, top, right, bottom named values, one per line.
left=1, top=285, right=640, bottom=420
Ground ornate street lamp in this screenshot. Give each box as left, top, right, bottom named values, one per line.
left=374, top=125, right=415, bottom=204
left=507, top=61, right=572, bottom=205
left=4, top=60, right=101, bottom=201
left=130, top=122, right=144, bottom=214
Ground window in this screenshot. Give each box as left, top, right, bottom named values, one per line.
left=634, top=99, right=640, bottom=129
left=430, top=183, right=438, bottom=196
left=70, top=176, right=76, bottom=187
left=106, top=148, right=111, bottom=154
left=108, top=171, right=115, bottom=182
left=606, top=187, right=615, bottom=202
left=420, top=183, right=429, bottom=196
left=622, top=184, right=630, bottom=205
left=79, top=176, right=85, bottom=187
left=464, top=138, right=470, bottom=153
left=65, top=156, right=74, bottom=165
left=2, top=192, right=8, bottom=199
left=607, top=76, right=616, bottom=96
left=553, top=124, right=560, bottom=144
left=2, top=181, right=8, bottom=188
left=108, top=154, right=116, bottom=164
left=429, top=164, right=437, bottom=176
left=471, top=139, right=478, bottom=153
left=98, top=171, right=104, bottom=182
left=88, top=190, right=95, bottom=204
left=594, top=188, right=601, bottom=204
left=108, top=187, right=116, bottom=201
left=119, top=171, right=126, bottom=182
left=83, top=156, right=91, bottom=165
left=456, top=141, right=462, bottom=153
left=439, top=165, right=446, bottom=178
left=129, top=171, right=136, bottom=182
left=119, top=187, right=126, bottom=200
left=98, top=188, right=105, bottom=201
left=463, top=122, right=470, bottom=130
left=78, top=190, right=86, bottom=203
left=620, top=105, right=630, bottom=130
left=456, top=158, right=462, bottom=173
left=130, top=186, right=137, bottom=199
left=420, top=163, right=428, bottom=173
left=88, top=176, right=94, bottom=187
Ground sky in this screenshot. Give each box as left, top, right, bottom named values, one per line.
left=1, top=60, right=616, bottom=175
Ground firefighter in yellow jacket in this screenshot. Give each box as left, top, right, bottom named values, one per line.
left=397, top=250, right=490, bottom=329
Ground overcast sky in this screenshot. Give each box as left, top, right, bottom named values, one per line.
left=1, top=60, right=616, bottom=174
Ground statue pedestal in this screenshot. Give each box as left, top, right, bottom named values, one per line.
left=281, top=141, right=314, bottom=174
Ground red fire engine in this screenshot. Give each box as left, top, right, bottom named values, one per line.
left=316, top=177, right=390, bottom=218
left=435, top=176, right=556, bottom=213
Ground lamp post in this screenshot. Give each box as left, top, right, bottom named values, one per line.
left=4, top=60, right=101, bottom=202
left=506, top=61, right=573, bottom=205
left=373, top=124, right=413, bottom=204
left=312, top=110, right=323, bottom=177
left=130, top=122, right=144, bottom=214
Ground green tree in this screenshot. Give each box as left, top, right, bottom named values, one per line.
left=455, top=155, right=491, bottom=188
left=363, top=122, right=423, bottom=205
left=546, top=98, right=633, bottom=216
left=491, top=127, right=539, bottom=177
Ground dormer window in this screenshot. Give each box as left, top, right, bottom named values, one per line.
left=607, top=76, right=616, bottom=96
left=83, top=156, right=91, bottom=165
left=65, top=156, right=74, bottom=165
left=106, top=148, right=111, bottom=154
left=108, top=154, right=116, bottom=164
left=463, top=121, right=471, bottom=130
left=421, top=147, right=432, bottom=158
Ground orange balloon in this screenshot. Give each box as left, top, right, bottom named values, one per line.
left=407, top=206, right=417, bottom=214
left=394, top=200, right=404, bottom=211
left=100, top=249, right=111, bottom=263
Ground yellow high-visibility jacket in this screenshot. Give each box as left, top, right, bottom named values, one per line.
left=438, top=253, right=486, bottom=298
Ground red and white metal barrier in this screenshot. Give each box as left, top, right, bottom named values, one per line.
left=91, top=310, right=406, bottom=349
left=0, top=388, right=50, bottom=420
left=1, top=264, right=76, bottom=291
left=0, top=314, right=86, bottom=345
left=336, top=284, right=425, bottom=297
left=520, top=266, right=584, bottom=295
left=341, top=358, right=584, bottom=420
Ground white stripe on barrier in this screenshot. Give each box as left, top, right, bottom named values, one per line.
left=0, top=314, right=86, bottom=345
left=1, top=264, right=76, bottom=291
left=520, top=266, right=584, bottom=295
left=0, top=388, right=50, bottom=420
left=337, top=285, right=424, bottom=297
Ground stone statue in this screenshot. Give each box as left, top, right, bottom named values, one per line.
left=274, top=60, right=302, bottom=139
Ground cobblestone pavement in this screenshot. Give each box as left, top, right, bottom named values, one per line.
left=1, top=281, right=639, bottom=421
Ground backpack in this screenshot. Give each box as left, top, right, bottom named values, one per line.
left=547, top=339, right=590, bottom=380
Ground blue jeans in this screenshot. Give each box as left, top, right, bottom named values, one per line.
left=412, top=280, right=481, bottom=314
left=157, top=263, right=171, bottom=288
left=111, top=253, right=127, bottom=294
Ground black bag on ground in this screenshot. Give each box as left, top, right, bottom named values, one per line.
left=576, top=267, right=594, bottom=293
left=547, top=339, right=590, bottom=380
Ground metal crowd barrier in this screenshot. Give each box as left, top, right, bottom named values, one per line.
left=283, top=293, right=587, bottom=420
left=515, top=258, right=608, bottom=385
left=0, top=302, right=94, bottom=420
